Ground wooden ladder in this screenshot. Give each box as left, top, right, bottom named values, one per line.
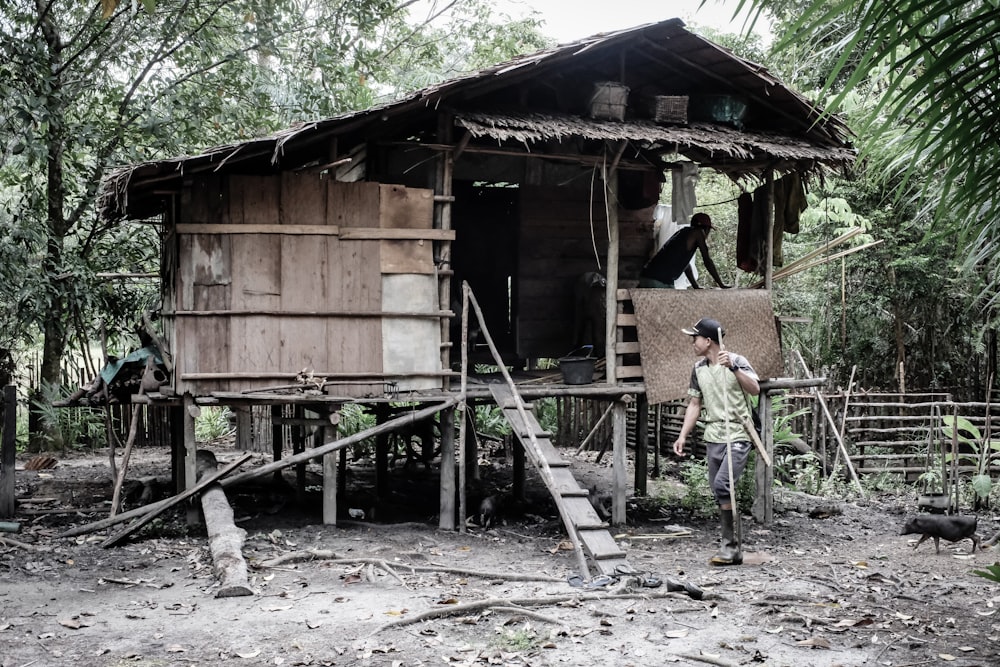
left=488, top=383, right=631, bottom=577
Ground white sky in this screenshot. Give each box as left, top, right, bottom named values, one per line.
left=495, top=0, right=769, bottom=43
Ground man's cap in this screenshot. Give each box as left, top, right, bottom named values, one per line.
left=682, top=317, right=724, bottom=342
left=690, top=212, right=712, bottom=229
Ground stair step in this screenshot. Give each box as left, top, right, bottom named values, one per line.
left=560, top=489, right=590, bottom=498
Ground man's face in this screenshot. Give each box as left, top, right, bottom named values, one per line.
left=690, top=334, right=712, bottom=356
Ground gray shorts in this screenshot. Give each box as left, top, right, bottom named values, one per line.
left=706, top=441, right=752, bottom=505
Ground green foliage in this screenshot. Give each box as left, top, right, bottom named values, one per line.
left=30, top=383, right=106, bottom=451
left=677, top=457, right=756, bottom=517
left=940, top=414, right=999, bottom=503
left=749, top=0, right=1000, bottom=348
left=491, top=625, right=538, bottom=651
left=338, top=403, right=377, bottom=437
left=973, top=563, right=1000, bottom=585
left=1, top=0, right=547, bottom=404
left=194, top=406, right=233, bottom=442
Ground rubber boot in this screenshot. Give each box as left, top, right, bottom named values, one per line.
left=709, top=509, right=743, bottom=566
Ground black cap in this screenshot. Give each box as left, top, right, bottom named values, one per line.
left=682, top=317, right=724, bottom=343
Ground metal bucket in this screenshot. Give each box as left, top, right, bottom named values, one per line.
left=559, top=356, right=595, bottom=385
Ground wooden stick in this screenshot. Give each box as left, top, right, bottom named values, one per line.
left=466, top=286, right=590, bottom=579
left=718, top=327, right=739, bottom=520
left=109, top=399, right=143, bottom=517
left=372, top=590, right=704, bottom=634
left=0, top=536, right=41, bottom=551
left=830, top=365, right=857, bottom=472
left=457, top=282, right=470, bottom=534
left=100, top=453, right=253, bottom=547
left=737, top=414, right=772, bottom=467
left=218, top=399, right=458, bottom=489
left=794, top=351, right=865, bottom=497
left=574, top=402, right=615, bottom=455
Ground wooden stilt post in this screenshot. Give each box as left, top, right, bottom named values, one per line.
left=375, top=403, right=390, bottom=499
left=611, top=400, right=627, bottom=525
left=439, top=406, right=456, bottom=530
left=634, top=394, right=648, bottom=496
left=752, top=393, right=774, bottom=524
left=271, top=405, right=283, bottom=485
left=321, top=424, right=337, bottom=525
left=1, top=386, right=16, bottom=519
left=182, top=394, right=199, bottom=526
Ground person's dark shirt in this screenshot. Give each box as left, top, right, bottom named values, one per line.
left=640, top=227, right=700, bottom=285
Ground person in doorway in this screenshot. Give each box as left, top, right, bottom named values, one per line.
left=672, top=317, right=759, bottom=565
left=638, top=213, right=730, bottom=288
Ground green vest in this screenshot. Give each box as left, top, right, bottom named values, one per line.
left=689, top=358, right=755, bottom=443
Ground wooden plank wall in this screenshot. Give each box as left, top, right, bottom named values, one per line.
left=517, top=182, right=655, bottom=359
left=171, top=176, right=436, bottom=396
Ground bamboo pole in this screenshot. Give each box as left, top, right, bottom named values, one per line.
left=457, top=282, right=470, bottom=533
left=794, top=351, right=865, bottom=497
left=574, top=402, right=615, bottom=455
left=465, top=284, right=590, bottom=579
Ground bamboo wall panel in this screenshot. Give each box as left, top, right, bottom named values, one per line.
left=631, top=289, right=783, bottom=404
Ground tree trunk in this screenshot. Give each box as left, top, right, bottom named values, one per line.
left=198, top=451, right=253, bottom=598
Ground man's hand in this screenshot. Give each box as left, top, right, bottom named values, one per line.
left=672, top=437, right=686, bottom=457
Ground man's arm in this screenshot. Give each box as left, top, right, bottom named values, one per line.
left=695, top=236, right=731, bottom=288
left=684, top=265, right=701, bottom=289
left=672, top=396, right=702, bottom=456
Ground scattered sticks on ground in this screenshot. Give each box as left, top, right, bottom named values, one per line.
left=0, top=536, right=42, bottom=551
left=256, top=549, right=565, bottom=583
left=372, top=590, right=708, bottom=634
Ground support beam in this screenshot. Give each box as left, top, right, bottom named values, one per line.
left=611, top=400, right=627, bottom=525
left=634, top=394, right=649, bottom=496
left=183, top=394, right=199, bottom=526
left=752, top=395, right=775, bottom=524
left=438, top=406, right=456, bottom=530
left=0, top=386, right=16, bottom=519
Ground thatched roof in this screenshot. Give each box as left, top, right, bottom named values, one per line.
left=454, top=111, right=856, bottom=164
left=99, top=18, right=854, bottom=221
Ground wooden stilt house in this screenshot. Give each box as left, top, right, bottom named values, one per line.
left=97, top=19, right=853, bottom=569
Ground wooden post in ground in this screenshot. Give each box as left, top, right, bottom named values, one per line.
left=183, top=394, right=199, bottom=525
left=634, top=394, right=648, bottom=496
left=752, top=392, right=775, bottom=524
left=375, top=404, right=390, bottom=499
left=611, top=399, right=627, bottom=525
left=1, top=386, right=16, bottom=519
left=438, top=406, right=456, bottom=530
left=322, top=424, right=337, bottom=525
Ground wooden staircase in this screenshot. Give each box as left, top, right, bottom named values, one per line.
left=488, top=383, right=631, bottom=577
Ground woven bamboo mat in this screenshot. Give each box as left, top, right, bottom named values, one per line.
left=630, top=288, right=784, bottom=404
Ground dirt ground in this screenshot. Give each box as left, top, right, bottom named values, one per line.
left=2, top=441, right=1000, bottom=667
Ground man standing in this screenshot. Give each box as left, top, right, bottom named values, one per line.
left=672, top=317, right=760, bottom=566
left=639, top=213, right=730, bottom=289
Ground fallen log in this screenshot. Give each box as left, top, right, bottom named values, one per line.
left=98, top=452, right=252, bottom=547
left=198, top=450, right=253, bottom=598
